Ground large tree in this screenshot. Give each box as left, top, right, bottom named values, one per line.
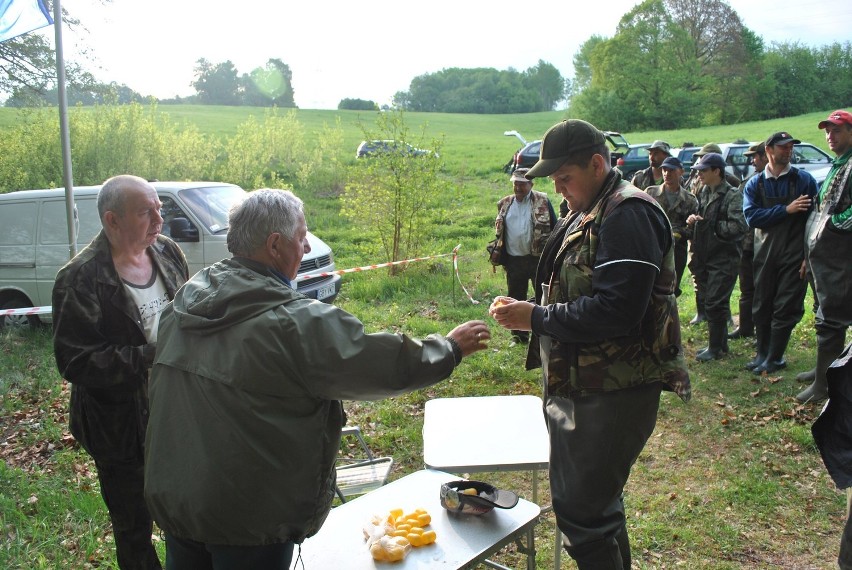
left=191, top=58, right=240, bottom=105
left=241, top=58, right=295, bottom=107
left=570, top=0, right=764, bottom=129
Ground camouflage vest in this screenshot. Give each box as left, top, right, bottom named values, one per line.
left=496, top=191, right=553, bottom=257
left=543, top=180, right=691, bottom=402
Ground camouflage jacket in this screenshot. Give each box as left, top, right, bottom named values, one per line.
left=52, top=230, right=189, bottom=462
left=691, top=180, right=748, bottom=260
left=631, top=166, right=663, bottom=191
left=687, top=169, right=742, bottom=196
left=645, top=184, right=699, bottom=242
left=533, top=176, right=691, bottom=402
left=495, top=190, right=555, bottom=257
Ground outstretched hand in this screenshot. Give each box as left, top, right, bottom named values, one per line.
left=446, top=320, right=491, bottom=357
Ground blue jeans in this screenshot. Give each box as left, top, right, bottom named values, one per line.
left=164, top=533, right=294, bottom=570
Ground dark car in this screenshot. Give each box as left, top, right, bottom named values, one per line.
left=614, top=144, right=652, bottom=180
left=356, top=139, right=432, bottom=159
left=506, top=131, right=629, bottom=172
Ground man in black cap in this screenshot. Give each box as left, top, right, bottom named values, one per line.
left=729, top=142, right=768, bottom=340
left=743, top=132, right=818, bottom=375
left=489, top=119, right=690, bottom=570
left=796, top=110, right=852, bottom=402
left=645, top=156, right=698, bottom=297
left=631, top=140, right=671, bottom=190
left=686, top=153, right=748, bottom=360
left=493, top=168, right=557, bottom=343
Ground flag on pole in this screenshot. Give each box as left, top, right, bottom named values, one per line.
left=0, top=0, right=53, bottom=43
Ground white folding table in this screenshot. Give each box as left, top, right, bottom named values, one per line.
left=422, top=395, right=556, bottom=569
left=296, top=468, right=540, bottom=569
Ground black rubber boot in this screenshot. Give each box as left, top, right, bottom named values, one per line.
left=566, top=536, right=624, bottom=570
left=696, top=320, right=728, bottom=361
left=745, top=324, right=770, bottom=370
left=796, top=348, right=836, bottom=403
left=689, top=292, right=706, bottom=325
left=728, top=300, right=754, bottom=339
left=795, top=367, right=816, bottom=383
left=752, top=327, right=793, bottom=375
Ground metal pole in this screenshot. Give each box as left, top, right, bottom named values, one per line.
left=53, top=0, right=77, bottom=259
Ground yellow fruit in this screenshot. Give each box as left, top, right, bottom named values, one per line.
left=407, top=533, right=423, bottom=547
left=396, top=524, right=411, bottom=532
left=421, top=530, right=437, bottom=545
left=391, top=529, right=407, bottom=538
left=408, top=527, right=424, bottom=535
left=417, top=513, right=431, bottom=526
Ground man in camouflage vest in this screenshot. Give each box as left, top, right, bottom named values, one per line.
left=494, top=167, right=556, bottom=343
left=490, top=119, right=690, bottom=570
left=631, top=139, right=671, bottom=190
left=645, top=155, right=698, bottom=297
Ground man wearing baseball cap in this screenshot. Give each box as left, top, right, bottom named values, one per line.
left=645, top=156, right=698, bottom=298
left=492, top=168, right=557, bottom=343
left=686, top=153, right=748, bottom=361
left=743, top=132, right=818, bottom=376
left=796, top=110, right=852, bottom=403
left=631, top=139, right=671, bottom=190
left=729, top=142, right=768, bottom=341
left=489, top=119, right=690, bottom=569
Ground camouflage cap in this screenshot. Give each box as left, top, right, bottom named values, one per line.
left=693, top=143, right=722, bottom=158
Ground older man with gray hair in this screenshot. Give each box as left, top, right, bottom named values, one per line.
left=143, top=188, right=490, bottom=569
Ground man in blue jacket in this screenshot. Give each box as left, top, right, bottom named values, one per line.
left=742, top=132, right=817, bottom=375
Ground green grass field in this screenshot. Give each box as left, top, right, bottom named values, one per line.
left=0, top=105, right=846, bottom=568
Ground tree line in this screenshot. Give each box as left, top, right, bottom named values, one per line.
left=568, top=0, right=852, bottom=130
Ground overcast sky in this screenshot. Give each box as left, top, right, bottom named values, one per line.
left=56, top=0, right=851, bottom=110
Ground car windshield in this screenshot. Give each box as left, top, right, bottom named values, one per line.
left=177, top=185, right=245, bottom=234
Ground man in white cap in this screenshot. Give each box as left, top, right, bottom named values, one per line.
left=492, top=168, right=556, bottom=343
left=631, top=140, right=670, bottom=190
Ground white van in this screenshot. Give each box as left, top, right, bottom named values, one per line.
left=0, top=182, right=341, bottom=329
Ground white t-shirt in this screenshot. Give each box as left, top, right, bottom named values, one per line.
left=123, top=271, right=169, bottom=343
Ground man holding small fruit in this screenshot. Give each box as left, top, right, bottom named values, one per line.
left=490, top=120, right=690, bottom=569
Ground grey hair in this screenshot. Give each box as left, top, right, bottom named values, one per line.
left=97, top=174, right=150, bottom=219
left=227, top=188, right=304, bottom=256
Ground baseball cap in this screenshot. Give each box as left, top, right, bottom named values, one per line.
left=692, top=143, right=722, bottom=158
left=510, top=168, right=532, bottom=183
left=691, top=152, right=726, bottom=171
left=648, top=140, right=671, bottom=154
left=765, top=132, right=801, bottom=147
left=818, top=110, right=852, bottom=130
left=743, top=142, right=765, bottom=156
left=525, top=119, right=606, bottom=179
left=661, top=156, right=683, bottom=170
left=440, top=480, right=519, bottom=515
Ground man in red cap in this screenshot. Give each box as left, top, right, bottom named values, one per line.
left=796, top=110, right=852, bottom=403
left=743, top=131, right=818, bottom=376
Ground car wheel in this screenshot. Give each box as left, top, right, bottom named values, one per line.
left=0, top=296, right=42, bottom=331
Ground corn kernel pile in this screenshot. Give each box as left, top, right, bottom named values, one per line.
left=363, top=508, right=437, bottom=562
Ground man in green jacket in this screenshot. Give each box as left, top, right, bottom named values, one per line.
left=144, top=188, right=489, bottom=569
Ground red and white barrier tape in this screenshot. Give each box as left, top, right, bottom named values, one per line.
left=2, top=246, right=480, bottom=317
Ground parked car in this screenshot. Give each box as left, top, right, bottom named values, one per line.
left=0, top=182, right=342, bottom=329
left=356, top=140, right=432, bottom=159
left=505, top=131, right=629, bottom=172
left=614, top=143, right=652, bottom=180
left=721, top=142, right=832, bottom=181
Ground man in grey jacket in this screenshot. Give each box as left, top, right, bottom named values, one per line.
left=144, top=188, right=489, bottom=569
